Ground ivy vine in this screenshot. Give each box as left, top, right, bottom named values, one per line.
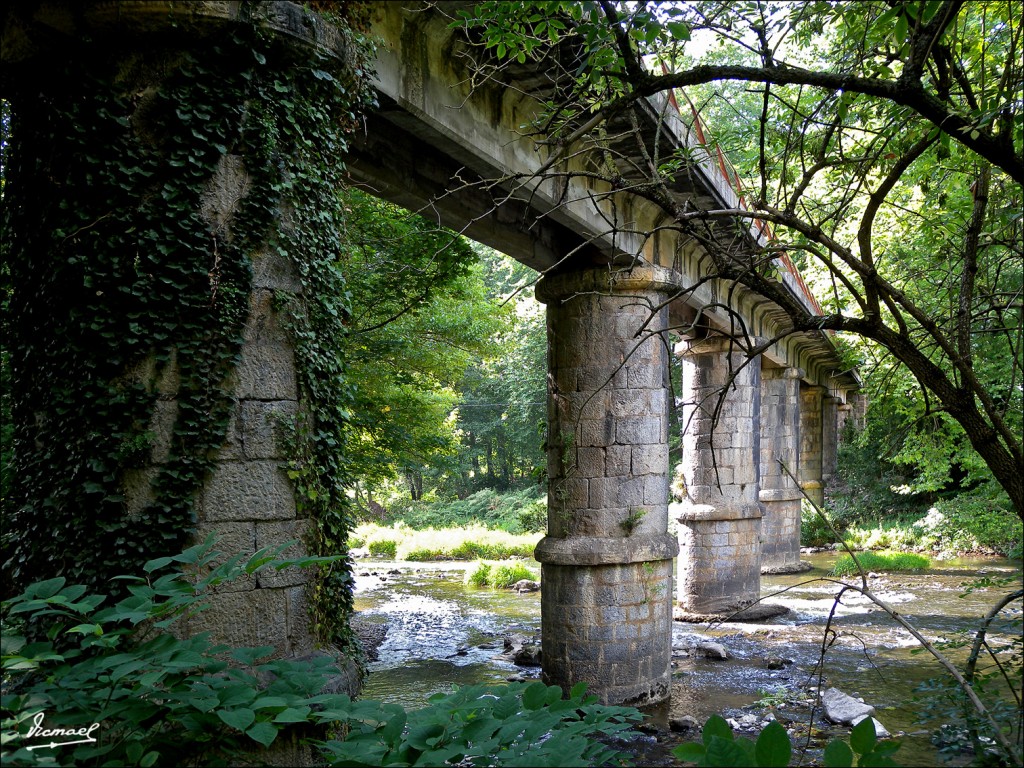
left=2, top=4, right=376, bottom=650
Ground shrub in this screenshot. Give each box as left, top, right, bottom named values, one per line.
left=395, top=488, right=547, bottom=534
left=317, top=681, right=641, bottom=767
left=491, top=561, right=538, bottom=588
left=367, top=539, right=398, bottom=558
left=464, top=560, right=538, bottom=588
left=2, top=542, right=633, bottom=768
left=674, top=714, right=900, bottom=767
left=464, top=561, right=492, bottom=587
left=0, top=538, right=345, bottom=766
left=920, top=484, right=1021, bottom=556
left=831, top=550, right=930, bottom=577
left=800, top=499, right=839, bottom=547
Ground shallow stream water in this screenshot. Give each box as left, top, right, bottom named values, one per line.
left=352, top=552, right=1022, bottom=765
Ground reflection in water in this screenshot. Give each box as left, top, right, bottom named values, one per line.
left=352, top=553, right=1022, bottom=765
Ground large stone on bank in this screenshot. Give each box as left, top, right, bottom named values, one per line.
left=822, top=687, right=875, bottom=725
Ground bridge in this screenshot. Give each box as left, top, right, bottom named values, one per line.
left=2, top=1, right=859, bottom=708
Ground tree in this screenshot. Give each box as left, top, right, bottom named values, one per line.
left=337, top=189, right=509, bottom=503
left=452, top=251, right=547, bottom=496
left=452, top=0, right=1023, bottom=516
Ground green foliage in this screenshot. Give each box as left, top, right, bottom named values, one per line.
left=1, top=538, right=343, bottom=766
left=367, top=539, right=398, bottom=559
left=3, top=34, right=259, bottom=597
left=831, top=551, right=930, bottom=577
left=490, top=561, right=537, bottom=589
left=823, top=717, right=902, bottom=767
left=396, top=488, right=547, bottom=534
left=446, top=254, right=548, bottom=499
left=801, top=499, right=843, bottom=548
left=0, top=10, right=377, bottom=656
left=919, top=485, right=1023, bottom=557
left=316, top=680, right=642, bottom=767
left=465, top=560, right=538, bottom=589
left=339, top=192, right=506, bottom=499
left=673, top=715, right=790, bottom=767
left=464, top=561, right=493, bottom=587
left=254, top=21, right=377, bottom=651
left=455, top=0, right=1024, bottom=518
left=2, top=542, right=633, bottom=768
left=352, top=522, right=541, bottom=562
left=675, top=715, right=902, bottom=768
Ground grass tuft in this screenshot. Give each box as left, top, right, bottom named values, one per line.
left=464, top=559, right=537, bottom=588
left=831, top=550, right=930, bottom=576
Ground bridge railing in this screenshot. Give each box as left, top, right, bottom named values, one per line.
left=652, top=65, right=824, bottom=320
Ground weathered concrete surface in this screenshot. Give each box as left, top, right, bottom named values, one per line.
left=534, top=266, right=679, bottom=705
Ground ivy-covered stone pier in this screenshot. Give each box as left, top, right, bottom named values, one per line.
left=1, top=1, right=368, bottom=681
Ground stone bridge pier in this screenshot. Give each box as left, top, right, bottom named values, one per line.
left=759, top=365, right=805, bottom=573
left=672, top=338, right=764, bottom=618
left=534, top=266, right=679, bottom=706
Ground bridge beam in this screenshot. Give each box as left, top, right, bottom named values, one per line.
left=672, top=338, right=763, bottom=617
left=759, top=365, right=806, bottom=573
left=534, top=266, right=680, bottom=707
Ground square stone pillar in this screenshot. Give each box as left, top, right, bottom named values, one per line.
left=759, top=365, right=806, bottom=573
left=799, top=384, right=826, bottom=506
left=534, top=266, right=680, bottom=706
left=672, top=337, right=763, bottom=618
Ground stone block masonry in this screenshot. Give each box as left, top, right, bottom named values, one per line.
left=759, top=365, right=804, bottom=573
left=673, top=337, right=763, bottom=615
left=534, top=266, right=680, bottom=706
left=799, top=385, right=826, bottom=506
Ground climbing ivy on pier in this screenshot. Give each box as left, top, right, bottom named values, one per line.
left=2, top=5, right=376, bottom=650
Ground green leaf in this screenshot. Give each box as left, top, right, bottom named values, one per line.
left=702, top=714, right=733, bottom=746
left=850, top=717, right=877, bottom=755
left=246, top=721, right=278, bottom=747
left=672, top=742, right=706, bottom=761
left=273, top=706, right=311, bottom=723
left=824, top=739, right=855, bottom=767
left=754, top=721, right=792, bottom=767
left=667, top=21, right=690, bottom=41
left=522, top=681, right=550, bottom=710
left=217, top=708, right=256, bottom=732
left=705, top=735, right=750, bottom=766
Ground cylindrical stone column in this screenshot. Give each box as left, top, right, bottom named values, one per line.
left=672, top=337, right=763, bottom=616
left=534, top=266, right=680, bottom=707
left=759, top=366, right=804, bottom=573
left=799, top=385, right=826, bottom=506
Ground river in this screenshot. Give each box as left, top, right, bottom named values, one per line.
left=351, top=551, right=1022, bottom=765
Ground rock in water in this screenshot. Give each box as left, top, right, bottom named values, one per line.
left=696, top=641, right=729, bottom=660
left=512, top=579, right=540, bottom=593
left=822, top=687, right=875, bottom=725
